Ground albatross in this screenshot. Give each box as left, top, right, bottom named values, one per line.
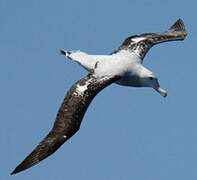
left=11, top=19, right=187, bottom=175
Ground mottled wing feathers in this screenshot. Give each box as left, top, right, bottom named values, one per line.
left=11, top=74, right=121, bottom=175
left=111, top=19, right=187, bottom=60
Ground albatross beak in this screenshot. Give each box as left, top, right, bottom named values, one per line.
left=155, top=87, right=167, bottom=97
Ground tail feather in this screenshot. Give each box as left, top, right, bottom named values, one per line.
left=59, top=49, right=72, bottom=59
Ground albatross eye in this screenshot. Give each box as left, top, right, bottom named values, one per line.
left=149, top=77, right=154, bottom=80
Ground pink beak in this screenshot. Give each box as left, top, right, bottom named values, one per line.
left=155, top=86, right=167, bottom=97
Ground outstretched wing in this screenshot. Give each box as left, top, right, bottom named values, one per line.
left=11, top=73, right=121, bottom=175
left=111, top=19, right=187, bottom=61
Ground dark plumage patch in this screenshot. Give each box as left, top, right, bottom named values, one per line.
left=11, top=74, right=121, bottom=175
left=59, top=49, right=71, bottom=56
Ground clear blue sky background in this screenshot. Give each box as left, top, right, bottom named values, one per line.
left=1, top=0, right=196, bottom=180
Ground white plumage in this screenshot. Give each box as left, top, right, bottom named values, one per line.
left=60, top=19, right=187, bottom=97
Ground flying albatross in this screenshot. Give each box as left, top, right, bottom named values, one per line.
left=11, top=19, right=187, bottom=175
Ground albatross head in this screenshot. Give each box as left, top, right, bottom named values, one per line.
left=140, top=68, right=167, bottom=97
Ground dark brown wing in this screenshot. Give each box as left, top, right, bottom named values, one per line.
left=11, top=74, right=121, bottom=175
left=111, top=19, right=187, bottom=60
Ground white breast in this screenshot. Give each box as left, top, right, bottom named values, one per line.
left=94, top=50, right=141, bottom=77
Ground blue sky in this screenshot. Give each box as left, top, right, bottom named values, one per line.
left=1, top=0, right=196, bottom=180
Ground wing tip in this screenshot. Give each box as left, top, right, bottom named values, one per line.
left=11, top=168, right=20, bottom=175
left=166, top=18, right=187, bottom=38
left=10, top=159, right=38, bottom=175
left=10, top=164, right=26, bottom=175
left=10, top=170, right=15, bottom=175
left=10, top=148, right=42, bottom=175
left=10, top=133, right=68, bottom=175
